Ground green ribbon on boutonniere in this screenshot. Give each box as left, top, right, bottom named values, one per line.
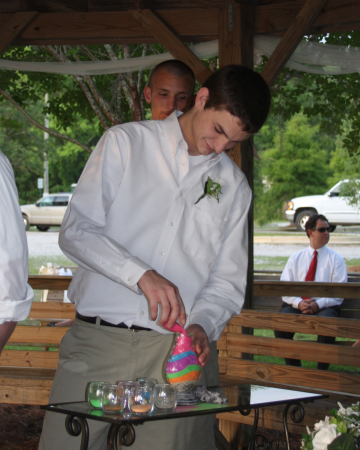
left=195, top=176, right=224, bottom=204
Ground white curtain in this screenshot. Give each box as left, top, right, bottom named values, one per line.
left=0, top=37, right=359, bottom=76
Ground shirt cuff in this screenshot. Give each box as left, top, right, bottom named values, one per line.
left=188, top=314, right=215, bottom=342
left=316, top=299, right=326, bottom=310
left=0, top=285, right=34, bottom=324
left=119, top=257, right=153, bottom=294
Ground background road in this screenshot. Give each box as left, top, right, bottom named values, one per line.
left=26, top=230, right=360, bottom=260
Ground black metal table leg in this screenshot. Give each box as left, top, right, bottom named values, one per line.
left=65, top=415, right=89, bottom=450
left=108, top=423, right=136, bottom=449
left=283, top=402, right=305, bottom=450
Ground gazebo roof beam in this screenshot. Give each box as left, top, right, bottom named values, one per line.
left=0, top=1, right=358, bottom=46
left=131, top=9, right=212, bottom=84
left=261, top=0, right=330, bottom=86
left=0, top=11, right=38, bottom=54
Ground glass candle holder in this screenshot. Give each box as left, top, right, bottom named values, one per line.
left=135, top=377, right=158, bottom=390
left=101, top=384, right=124, bottom=414
left=88, top=381, right=111, bottom=409
left=130, top=385, right=154, bottom=415
left=117, top=381, right=139, bottom=419
left=153, top=384, right=177, bottom=412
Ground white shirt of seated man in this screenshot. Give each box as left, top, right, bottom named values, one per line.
left=281, top=218, right=347, bottom=314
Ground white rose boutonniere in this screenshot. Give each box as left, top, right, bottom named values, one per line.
left=195, top=176, right=225, bottom=205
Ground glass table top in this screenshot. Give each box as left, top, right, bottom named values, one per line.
left=42, top=384, right=326, bottom=425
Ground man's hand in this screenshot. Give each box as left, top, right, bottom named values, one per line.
left=299, top=300, right=319, bottom=315
left=138, top=270, right=186, bottom=328
left=186, top=324, right=210, bottom=367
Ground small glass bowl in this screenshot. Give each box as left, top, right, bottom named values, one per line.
left=101, top=384, right=124, bottom=414
left=130, top=385, right=154, bottom=415
left=87, top=381, right=111, bottom=409
left=153, top=384, right=177, bottom=412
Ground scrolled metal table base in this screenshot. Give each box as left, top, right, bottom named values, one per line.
left=239, top=401, right=305, bottom=450
left=108, top=423, right=136, bottom=449
left=65, top=415, right=89, bottom=450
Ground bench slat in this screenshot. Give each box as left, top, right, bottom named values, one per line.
left=0, top=349, right=59, bottom=369
left=7, top=325, right=68, bottom=345
left=228, top=311, right=360, bottom=339
left=222, top=359, right=360, bottom=397
left=225, top=334, right=360, bottom=367
left=29, top=302, right=75, bottom=320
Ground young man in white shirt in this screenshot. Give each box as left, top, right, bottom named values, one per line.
left=275, top=214, right=347, bottom=370
left=0, top=150, right=34, bottom=353
left=144, top=60, right=195, bottom=120
left=40, top=65, right=271, bottom=450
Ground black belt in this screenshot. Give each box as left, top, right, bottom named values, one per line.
left=75, top=312, right=152, bottom=331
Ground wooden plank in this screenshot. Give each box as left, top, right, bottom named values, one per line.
left=229, top=310, right=360, bottom=339
left=226, top=333, right=360, bottom=367
left=222, top=359, right=360, bottom=396
left=29, top=301, right=75, bottom=320
left=28, top=275, right=72, bottom=290
left=254, top=281, right=360, bottom=299
left=7, top=325, right=68, bottom=345
left=261, top=0, right=330, bottom=86
left=255, top=0, right=360, bottom=36
left=4, top=9, right=218, bottom=45
left=0, top=349, right=59, bottom=369
left=130, top=9, right=212, bottom=85
left=0, top=11, right=38, bottom=54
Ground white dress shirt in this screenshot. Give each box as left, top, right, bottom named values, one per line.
left=281, top=245, right=347, bottom=309
left=59, top=111, right=251, bottom=341
left=0, top=150, right=34, bottom=324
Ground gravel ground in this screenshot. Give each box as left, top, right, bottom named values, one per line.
left=26, top=230, right=360, bottom=259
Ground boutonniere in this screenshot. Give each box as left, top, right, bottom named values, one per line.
left=195, top=176, right=225, bottom=204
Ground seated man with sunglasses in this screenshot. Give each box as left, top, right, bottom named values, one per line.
left=274, top=214, right=347, bottom=370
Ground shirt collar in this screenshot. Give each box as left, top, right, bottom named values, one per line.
left=308, top=244, right=327, bottom=256
left=162, top=110, right=187, bottom=156
left=162, top=111, right=222, bottom=167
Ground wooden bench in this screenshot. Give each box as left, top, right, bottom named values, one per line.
left=0, top=300, right=75, bottom=405
left=217, top=277, right=360, bottom=448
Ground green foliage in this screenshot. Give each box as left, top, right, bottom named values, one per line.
left=254, top=113, right=334, bottom=224
left=328, top=434, right=356, bottom=450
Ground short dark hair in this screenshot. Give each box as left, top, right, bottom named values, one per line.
left=305, top=214, right=329, bottom=237
left=202, top=65, right=271, bottom=134
left=147, top=60, right=196, bottom=92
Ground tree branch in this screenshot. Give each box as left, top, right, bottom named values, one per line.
left=0, top=88, right=92, bottom=154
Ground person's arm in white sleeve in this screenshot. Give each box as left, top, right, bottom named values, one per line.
left=315, top=254, right=347, bottom=309
left=59, top=129, right=153, bottom=294
left=0, top=152, right=34, bottom=351
left=281, top=256, right=303, bottom=308
left=188, top=179, right=252, bottom=343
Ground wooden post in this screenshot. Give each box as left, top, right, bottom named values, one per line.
left=218, top=4, right=256, bottom=449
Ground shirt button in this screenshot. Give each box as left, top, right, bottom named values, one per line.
left=161, top=252, right=165, bottom=256
left=141, top=311, right=145, bottom=316
left=127, top=277, right=131, bottom=282
left=100, top=261, right=103, bottom=264
left=180, top=192, right=183, bottom=197
left=171, top=222, right=175, bottom=226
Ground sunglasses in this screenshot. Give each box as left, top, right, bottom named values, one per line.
left=312, top=227, right=330, bottom=233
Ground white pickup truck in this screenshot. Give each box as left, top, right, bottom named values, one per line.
left=285, top=180, right=360, bottom=231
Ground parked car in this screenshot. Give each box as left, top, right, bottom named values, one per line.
left=285, top=180, right=360, bottom=231
left=21, top=193, right=72, bottom=231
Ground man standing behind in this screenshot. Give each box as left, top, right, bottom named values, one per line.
left=144, top=60, right=195, bottom=120
left=0, top=150, right=34, bottom=353
left=275, top=214, right=347, bottom=370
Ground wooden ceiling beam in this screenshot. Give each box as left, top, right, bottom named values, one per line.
left=261, top=0, right=329, bottom=86
left=130, top=9, right=212, bottom=84
left=0, top=11, right=38, bottom=54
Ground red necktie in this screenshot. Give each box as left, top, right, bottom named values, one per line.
left=302, top=250, right=317, bottom=300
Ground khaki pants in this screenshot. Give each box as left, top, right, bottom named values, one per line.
left=39, top=317, right=218, bottom=450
